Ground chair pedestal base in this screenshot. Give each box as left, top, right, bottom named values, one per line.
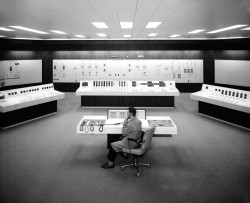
left=121, top=158, right=151, bottom=178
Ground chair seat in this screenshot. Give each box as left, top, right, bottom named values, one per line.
left=122, top=148, right=145, bottom=156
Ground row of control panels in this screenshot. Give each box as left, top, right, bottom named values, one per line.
left=81, top=80, right=175, bottom=88
left=0, top=83, right=65, bottom=113
left=190, top=84, right=250, bottom=113
left=76, top=80, right=180, bottom=96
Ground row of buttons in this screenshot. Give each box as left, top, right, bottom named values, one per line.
left=6, top=86, right=54, bottom=97
left=215, top=89, right=247, bottom=99
left=204, top=86, right=248, bottom=100
left=42, top=86, right=53, bottom=90
left=93, top=81, right=114, bottom=87
left=20, top=88, right=39, bottom=94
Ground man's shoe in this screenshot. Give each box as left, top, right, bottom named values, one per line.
left=101, top=163, right=115, bottom=169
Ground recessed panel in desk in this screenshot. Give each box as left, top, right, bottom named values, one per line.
left=148, top=120, right=174, bottom=127
left=53, top=60, right=203, bottom=83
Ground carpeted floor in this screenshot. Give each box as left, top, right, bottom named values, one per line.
left=0, top=93, right=250, bottom=203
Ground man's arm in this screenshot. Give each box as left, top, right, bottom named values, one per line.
left=122, top=121, right=134, bottom=137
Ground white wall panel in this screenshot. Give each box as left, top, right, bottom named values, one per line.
left=0, top=60, right=42, bottom=88
left=215, top=60, right=250, bottom=87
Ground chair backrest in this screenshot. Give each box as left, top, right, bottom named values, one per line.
left=141, top=127, right=155, bottom=150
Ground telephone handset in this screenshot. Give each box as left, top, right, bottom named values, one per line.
left=123, top=117, right=131, bottom=126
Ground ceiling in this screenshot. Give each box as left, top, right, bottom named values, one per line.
left=0, top=0, right=250, bottom=40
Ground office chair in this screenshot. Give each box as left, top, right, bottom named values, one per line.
left=121, top=127, right=155, bottom=178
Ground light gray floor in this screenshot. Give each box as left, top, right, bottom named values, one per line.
left=0, top=93, right=250, bottom=203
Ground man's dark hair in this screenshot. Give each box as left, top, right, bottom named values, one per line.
left=128, top=106, right=136, bottom=117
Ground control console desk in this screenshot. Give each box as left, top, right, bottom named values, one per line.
left=76, top=110, right=177, bottom=148
left=76, top=80, right=180, bottom=108
left=0, top=83, right=65, bottom=128
left=190, top=84, right=250, bottom=129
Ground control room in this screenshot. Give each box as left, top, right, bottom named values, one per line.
left=0, top=0, right=250, bottom=203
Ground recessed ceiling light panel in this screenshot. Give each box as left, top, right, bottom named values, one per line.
left=188, top=29, right=205, bottom=34
left=207, top=25, right=247, bottom=33
left=148, top=33, right=158, bottom=37
left=50, top=30, right=67, bottom=34
left=97, top=33, right=107, bottom=37
left=241, top=27, right=250, bottom=30
left=9, top=26, right=49, bottom=34
left=123, top=34, right=131, bottom=38
left=120, top=22, right=133, bottom=29
left=74, top=35, right=85, bottom=38
left=145, top=22, right=162, bottom=28
left=92, top=22, right=108, bottom=29
left=0, top=27, right=15, bottom=31
left=169, top=34, right=181, bottom=38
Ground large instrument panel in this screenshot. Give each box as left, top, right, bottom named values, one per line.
left=190, top=84, right=250, bottom=113
left=0, top=83, right=65, bottom=113
left=53, top=59, right=203, bottom=83
left=76, top=80, right=180, bottom=96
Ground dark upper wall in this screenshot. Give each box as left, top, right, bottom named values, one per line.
left=0, top=38, right=250, bottom=92
left=1, top=38, right=250, bottom=51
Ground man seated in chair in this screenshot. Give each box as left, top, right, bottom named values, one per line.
left=101, top=106, right=142, bottom=169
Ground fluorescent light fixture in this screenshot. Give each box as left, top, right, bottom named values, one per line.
left=241, top=27, right=250, bottom=30
left=120, top=22, right=133, bottom=29
left=74, top=35, right=85, bottom=38
left=145, top=22, right=162, bottom=28
left=11, top=37, right=40, bottom=40
left=188, top=29, right=205, bottom=34
left=9, top=26, right=49, bottom=34
left=169, top=34, right=181, bottom=38
left=50, top=30, right=67, bottom=34
left=123, top=34, right=131, bottom=38
left=92, top=22, right=108, bottom=29
left=214, top=36, right=246, bottom=39
left=48, top=38, right=70, bottom=40
left=97, top=33, right=107, bottom=37
left=0, top=27, right=15, bottom=31
left=148, top=33, right=158, bottom=37
left=207, top=25, right=247, bottom=33
left=0, top=35, right=7, bottom=37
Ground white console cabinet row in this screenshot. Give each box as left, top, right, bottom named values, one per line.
left=191, top=84, right=250, bottom=113
left=191, top=84, right=250, bottom=129
left=0, top=83, right=65, bottom=113
left=0, top=83, right=65, bottom=128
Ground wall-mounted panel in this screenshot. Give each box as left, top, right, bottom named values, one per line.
left=215, top=60, right=250, bottom=87
left=0, top=60, right=42, bottom=88
left=53, top=59, right=203, bottom=83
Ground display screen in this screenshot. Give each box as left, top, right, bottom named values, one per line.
left=159, top=81, right=165, bottom=87
left=147, top=81, right=153, bottom=87
left=82, top=82, right=88, bottom=87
